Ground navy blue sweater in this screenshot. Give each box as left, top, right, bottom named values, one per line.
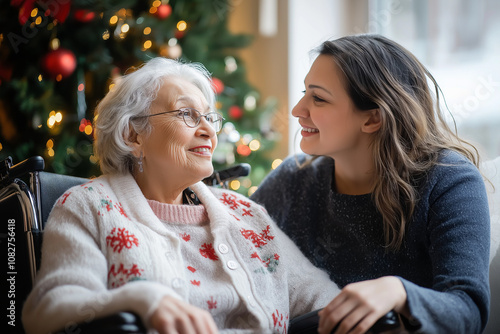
left=251, top=150, right=490, bottom=333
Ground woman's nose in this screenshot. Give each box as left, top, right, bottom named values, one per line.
left=197, top=117, right=217, bottom=137
left=291, top=96, right=309, bottom=118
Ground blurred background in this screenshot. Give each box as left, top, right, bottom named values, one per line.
left=1, top=0, right=499, bottom=196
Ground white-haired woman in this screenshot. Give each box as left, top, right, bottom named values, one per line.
left=22, top=58, right=340, bottom=334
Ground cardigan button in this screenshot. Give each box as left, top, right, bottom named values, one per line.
left=218, top=243, right=229, bottom=254
left=171, top=277, right=184, bottom=289
left=227, top=260, right=239, bottom=270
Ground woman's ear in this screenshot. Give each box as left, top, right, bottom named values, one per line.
left=125, top=125, right=144, bottom=158
left=361, top=109, right=381, bottom=134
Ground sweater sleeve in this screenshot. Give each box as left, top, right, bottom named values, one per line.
left=400, top=155, right=490, bottom=334
left=22, top=187, right=182, bottom=334
left=274, top=224, right=341, bottom=318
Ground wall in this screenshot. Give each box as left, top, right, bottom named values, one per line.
left=228, top=0, right=289, bottom=160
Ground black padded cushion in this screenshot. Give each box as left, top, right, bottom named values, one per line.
left=39, top=172, right=87, bottom=227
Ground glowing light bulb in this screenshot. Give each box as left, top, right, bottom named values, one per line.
left=177, top=21, right=187, bottom=31
left=230, top=180, right=241, bottom=190
left=248, top=186, right=258, bottom=197
left=249, top=139, right=261, bottom=151
left=272, top=158, right=283, bottom=170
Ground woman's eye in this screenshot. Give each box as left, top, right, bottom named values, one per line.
left=313, top=95, right=326, bottom=103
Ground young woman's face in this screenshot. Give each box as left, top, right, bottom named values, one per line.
left=140, top=78, right=217, bottom=184
left=292, top=54, right=371, bottom=159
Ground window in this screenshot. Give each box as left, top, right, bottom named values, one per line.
left=370, top=0, right=500, bottom=159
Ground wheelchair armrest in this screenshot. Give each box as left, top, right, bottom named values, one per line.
left=53, top=311, right=146, bottom=334
left=289, top=309, right=401, bottom=334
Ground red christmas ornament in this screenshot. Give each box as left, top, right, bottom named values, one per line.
left=228, top=105, right=243, bottom=120
left=13, top=0, right=71, bottom=25
left=155, top=4, right=172, bottom=20
left=42, top=48, right=77, bottom=79
left=237, top=144, right=251, bottom=157
left=211, top=77, right=224, bottom=95
left=73, top=9, right=96, bottom=22
left=174, top=30, right=185, bottom=39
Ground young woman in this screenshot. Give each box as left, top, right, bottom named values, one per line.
left=251, top=34, right=490, bottom=334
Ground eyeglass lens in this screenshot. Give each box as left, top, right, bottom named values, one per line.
left=182, top=108, right=222, bottom=132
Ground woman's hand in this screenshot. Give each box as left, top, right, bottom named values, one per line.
left=318, top=276, right=408, bottom=334
left=150, top=295, right=218, bottom=334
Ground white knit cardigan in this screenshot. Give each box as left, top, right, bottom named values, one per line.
left=22, top=173, right=339, bottom=334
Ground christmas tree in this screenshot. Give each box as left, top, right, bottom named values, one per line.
left=0, top=0, right=279, bottom=195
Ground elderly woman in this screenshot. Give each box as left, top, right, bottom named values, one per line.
left=21, top=58, right=340, bottom=334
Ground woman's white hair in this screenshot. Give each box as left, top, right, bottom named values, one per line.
left=93, top=57, right=216, bottom=175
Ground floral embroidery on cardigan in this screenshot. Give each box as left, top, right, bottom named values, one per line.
left=58, top=191, right=72, bottom=205
left=219, top=192, right=253, bottom=217
left=207, top=296, right=217, bottom=309
left=199, top=243, right=219, bottom=261
left=272, top=309, right=289, bottom=334
left=108, top=263, right=145, bottom=288
left=106, top=227, right=139, bottom=253
left=180, top=233, right=191, bottom=241
left=251, top=252, right=280, bottom=272
left=240, top=225, right=274, bottom=248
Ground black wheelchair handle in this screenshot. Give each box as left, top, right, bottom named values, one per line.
left=289, top=309, right=400, bottom=334
left=1, top=156, right=45, bottom=185
left=203, top=163, right=251, bottom=186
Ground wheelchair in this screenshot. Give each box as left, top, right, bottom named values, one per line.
left=1, top=156, right=402, bottom=334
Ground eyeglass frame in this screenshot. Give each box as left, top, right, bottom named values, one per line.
left=132, top=107, right=225, bottom=133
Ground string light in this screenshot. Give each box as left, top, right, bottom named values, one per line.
left=248, top=186, right=258, bottom=197
left=102, top=30, right=110, bottom=40
left=46, top=139, right=54, bottom=157
left=0, top=142, right=3, bottom=151
left=143, top=27, right=151, bottom=35
left=109, top=15, right=118, bottom=25
left=50, top=38, right=60, bottom=50
left=143, top=40, right=152, bottom=49
left=31, top=8, right=38, bottom=17
left=244, top=94, right=257, bottom=111
left=47, top=110, right=63, bottom=128
left=249, top=139, right=260, bottom=151
left=79, top=118, right=93, bottom=135
left=272, top=158, right=283, bottom=169
left=230, top=180, right=240, bottom=190
left=121, top=23, right=130, bottom=33
left=177, top=20, right=187, bottom=31
left=84, top=124, right=93, bottom=135
left=38, top=74, right=43, bottom=81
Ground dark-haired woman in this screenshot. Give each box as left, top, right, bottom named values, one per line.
left=252, top=34, right=490, bottom=334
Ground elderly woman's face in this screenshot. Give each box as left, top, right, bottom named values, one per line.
left=140, top=77, right=217, bottom=183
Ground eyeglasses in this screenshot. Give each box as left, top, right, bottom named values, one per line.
left=135, top=107, right=225, bottom=133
